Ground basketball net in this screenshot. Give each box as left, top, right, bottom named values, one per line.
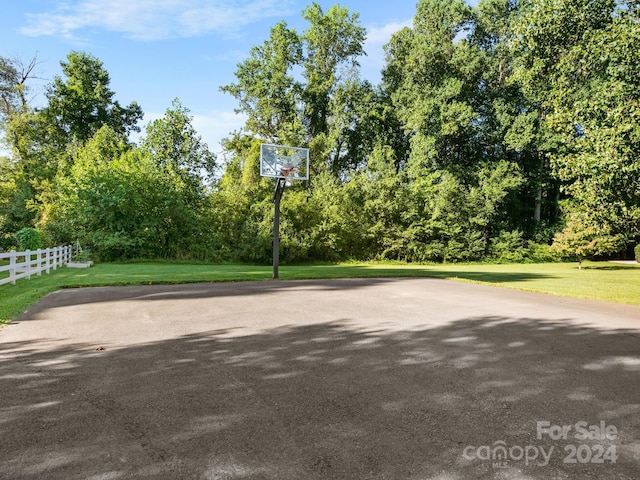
left=280, top=165, right=299, bottom=186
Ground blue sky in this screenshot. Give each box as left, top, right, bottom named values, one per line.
left=1, top=1, right=476, bottom=154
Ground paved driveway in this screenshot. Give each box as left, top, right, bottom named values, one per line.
left=1, top=278, right=639, bottom=479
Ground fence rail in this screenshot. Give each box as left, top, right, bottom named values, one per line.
left=0, top=246, right=72, bottom=286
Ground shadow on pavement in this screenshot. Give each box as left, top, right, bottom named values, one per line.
left=19, top=276, right=554, bottom=313
left=1, top=314, right=639, bottom=479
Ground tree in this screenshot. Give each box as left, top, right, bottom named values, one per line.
left=551, top=208, right=625, bottom=268
left=469, top=0, right=556, bottom=234
left=209, top=135, right=275, bottom=262
left=324, top=79, right=382, bottom=175
left=546, top=2, right=640, bottom=246
left=39, top=126, right=209, bottom=260
left=383, top=0, right=484, bottom=176
left=141, top=99, right=216, bottom=184
left=509, top=0, right=615, bottom=226
left=509, top=0, right=639, bottom=253
left=0, top=153, right=39, bottom=246
left=0, top=51, right=146, bottom=242
left=212, top=0, right=640, bottom=263
left=302, top=3, right=366, bottom=140
left=0, top=55, right=45, bottom=238
left=0, top=54, right=41, bottom=158
left=42, top=51, right=143, bottom=145
left=221, top=3, right=368, bottom=177
left=220, top=22, right=303, bottom=144
left=344, top=148, right=413, bottom=260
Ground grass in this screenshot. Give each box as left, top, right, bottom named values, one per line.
left=0, top=260, right=638, bottom=325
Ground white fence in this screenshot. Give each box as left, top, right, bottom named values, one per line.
left=0, top=246, right=72, bottom=286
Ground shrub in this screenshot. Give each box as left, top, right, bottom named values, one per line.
left=635, top=244, right=640, bottom=263
left=490, top=230, right=528, bottom=263
left=15, top=227, right=42, bottom=251
left=550, top=212, right=626, bottom=268
left=525, top=242, right=558, bottom=263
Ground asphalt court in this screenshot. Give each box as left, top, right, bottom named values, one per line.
left=1, top=277, right=639, bottom=479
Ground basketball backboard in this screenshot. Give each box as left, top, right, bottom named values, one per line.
left=260, top=143, right=309, bottom=180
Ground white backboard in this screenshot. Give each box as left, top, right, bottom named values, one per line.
left=260, top=144, right=309, bottom=180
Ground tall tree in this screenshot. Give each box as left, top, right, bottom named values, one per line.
left=0, top=55, right=40, bottom=157
left=0, top=55, right=45, bottom=238
left=42, top=51, right=143, bottom=145
left=383, top=0, right=483, bottom=177
left=302, top=3, right=366, bottom=139
left=469, top=0, right=557, bottom=234
left=509, top=0, right=615, bottom=226
left=1, top=52, right=144, bottom=239
left=141, top=99, right=216, bottom=184
left=220, top=22, right=303, bottom=144
left=546, top=1, right=640, bottom=248
left=222, top=3, right=367, bottom=177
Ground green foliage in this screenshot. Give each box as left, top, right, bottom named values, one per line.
left=635, top=245, right=640, bottom=263
left=1, top=51, right=144, bottom=248
left=142, top=99, right=216, bottom=183
left=551, top=210, right=626, bottom=268
left=220, top=22, right=303, bottom=142
left=306, top=171, right=358, bottom=260
left=490, top=230, right=528, bottom=263
left=4, top=2, right=639, bottom=265
left=385, top=0, right=480, bottom=175
left=221, top=3, right=368, bottom=176
left=302, top=3, right=366, bottom=140
left=0, top=157, right=37, bottom=248
left=14, top=227, right=41, bottom=251
left=546, top=8, right=640, bottom=240
left=39, top=126, right=210, bottom=261
left=42, top=51, right=143, bottom=144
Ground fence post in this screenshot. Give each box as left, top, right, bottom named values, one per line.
left=46, top=248, right=51, bottom=274
left=9, top=250, right=16, bottom=285
left=25, top=249, right=31, bottom=280
left=36, top=249, right=42, bottom=276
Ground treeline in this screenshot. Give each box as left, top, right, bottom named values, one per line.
left=1, top=0, right=639, bottom=264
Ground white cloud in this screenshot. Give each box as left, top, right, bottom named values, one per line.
left=177, top=0, right=294, bottom=37
left=361, top=19, right=412, bottom=81
left=20, top=0, right=296, bottom=41
left=191, top=110, right=247, bottom=151
left=366, top=20, right=412, bottom=47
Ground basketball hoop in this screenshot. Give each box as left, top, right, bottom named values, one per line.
left=259, top=144, right=309, bottom=180
left=280, top=165, right=298, bottom=177
left=280, top=165, right=298, bottom=186
left=259, top=143, right=310, bottom=279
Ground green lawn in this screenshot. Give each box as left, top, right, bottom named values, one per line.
left=1, top=260, right=638, bottom=325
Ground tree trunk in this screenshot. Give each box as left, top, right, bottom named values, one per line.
left=534, top=152, right=543, bottom=224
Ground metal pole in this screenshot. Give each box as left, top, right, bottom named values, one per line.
left=272, top=178, right=285, bottom=279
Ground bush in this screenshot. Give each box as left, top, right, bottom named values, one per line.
left=490, top=230, right=528, bottom=263
left=550, top=212, right=626, bottom=268
left=15, top=227, right=42, bottom=251
left=635, top=244, right=640, bottom=263
left=525, top=242, right=558, bottom=263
